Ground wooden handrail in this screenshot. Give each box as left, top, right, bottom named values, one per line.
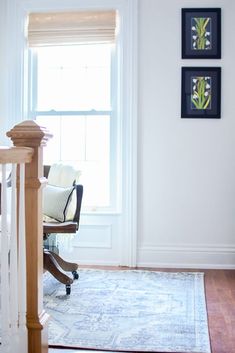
left=0, top=146, right=34, bottom=164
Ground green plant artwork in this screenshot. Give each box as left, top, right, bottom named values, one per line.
left=191, top=76, right=211, bottom=110
left=191, top=17, right=211, bottom=50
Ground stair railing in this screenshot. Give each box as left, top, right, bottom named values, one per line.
left=0, top=146, right=33, bottom=353
left=0, top=120, right=52, bottom=353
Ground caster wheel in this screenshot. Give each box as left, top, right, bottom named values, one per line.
left=66, top=284, right=71, bottom=295
left=72, top=271, right=79, bottom=280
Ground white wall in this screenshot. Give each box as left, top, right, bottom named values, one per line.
left=0, top=0, right=22, bottom=145
left=137, top=0, right=235, bottom=268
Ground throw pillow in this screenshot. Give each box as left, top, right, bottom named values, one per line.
left=43, top=184, right=75, bottom=222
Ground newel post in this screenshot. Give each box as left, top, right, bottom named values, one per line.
left=7, top=120, right=52, bottom=353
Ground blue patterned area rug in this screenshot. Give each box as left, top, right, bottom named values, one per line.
left=43, top=269, right=211, bottom=353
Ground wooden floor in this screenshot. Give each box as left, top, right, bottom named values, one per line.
left=49, top=268, right=235, bottom=353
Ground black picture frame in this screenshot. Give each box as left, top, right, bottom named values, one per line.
left=181, top=67, right=221, bottom=119
left=182, top=8, right=221, bottom=59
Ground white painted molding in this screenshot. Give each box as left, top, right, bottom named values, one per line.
left=0, top=0, right=8, bottom=144
left=73, top=224, right=112, bottom=249
left=119, top=0, right=138, bottom=267
left=19, top=0, right=126, bottom=12
left=140, top=244, right=235, bottom=253
left=77, top=259, right=120, bottom=266
left=137, top=244, right=235, bottom=269
left=128, top=0, right=138, bottom=268
left=2, top=0, right=20, bottom=131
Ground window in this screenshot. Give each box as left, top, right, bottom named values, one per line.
left=30, top=43, right=117, bottom=211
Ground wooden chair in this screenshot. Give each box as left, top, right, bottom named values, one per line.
left=43, top=165, right=83, bottom=295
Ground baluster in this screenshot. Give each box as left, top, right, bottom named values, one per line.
left=9, top=163, right=19, bottom=353
left=18, top=163, right=28, bottom=353
left=0, top=164, right=10, bottom=353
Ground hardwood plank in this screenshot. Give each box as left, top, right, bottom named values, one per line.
left=49, top=267, right=235, bottom=353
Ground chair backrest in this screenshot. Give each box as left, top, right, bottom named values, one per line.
left=46, top=163, right=81, bottom=188
left=43, top=164, right=83, bottom=226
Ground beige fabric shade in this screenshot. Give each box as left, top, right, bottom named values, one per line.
left=28, top=10, right=117, bottom=47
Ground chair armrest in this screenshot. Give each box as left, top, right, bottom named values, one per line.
left=43, top=221, right=78, bottom=234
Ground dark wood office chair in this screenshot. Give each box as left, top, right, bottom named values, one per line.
left=43, top=165, right=83, bottom=295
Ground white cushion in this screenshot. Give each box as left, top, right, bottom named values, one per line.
left=43, top=214, right=58, bottom=223
left=43, top=184, right=75, bottom=222
left=48, top=164, right=81, bottom=187
left=47, top=163, right=81, bottom=221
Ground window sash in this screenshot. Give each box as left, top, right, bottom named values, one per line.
left=29, top=43, right=118, bottom=212
left=35, top=112, right=117, bottom=212
left=31, top=110, right=112, bottom=118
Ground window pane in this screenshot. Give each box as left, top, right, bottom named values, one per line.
left=60, top=116, right=85, bottom=161
left=59, top=67, right=86, bottom=110
left=36, top=115, right=110, bottom=208
left=77, top=161, right=110, bottom=208
left=86, top=115, right=110, bottom=161
left=85, top=67, right=110, bottom=110
left=36, top=45, right=111, bottom=111
left=36, top=116, right=61, bottom=163
left=37, top=67, right=61, bottom=111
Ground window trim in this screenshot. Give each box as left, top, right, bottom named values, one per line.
left=15, top=0, right=137, bottom=267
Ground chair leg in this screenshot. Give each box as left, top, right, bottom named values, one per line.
left=47, top=250, right=78, bottom=273
left=43, top=249, right=73, bottom=285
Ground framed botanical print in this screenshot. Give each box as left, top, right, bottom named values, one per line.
left=181, top=67, right=221, bottom=119
left=182, top=8, right=221, bottom=59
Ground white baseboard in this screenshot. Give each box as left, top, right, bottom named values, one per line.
left=137, top=244, right=235, bottom=269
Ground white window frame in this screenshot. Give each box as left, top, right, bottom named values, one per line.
left=28, top=44, right=119, bottom=213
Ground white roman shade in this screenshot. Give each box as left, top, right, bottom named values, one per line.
left=28, top=10, right=117, bottom=47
